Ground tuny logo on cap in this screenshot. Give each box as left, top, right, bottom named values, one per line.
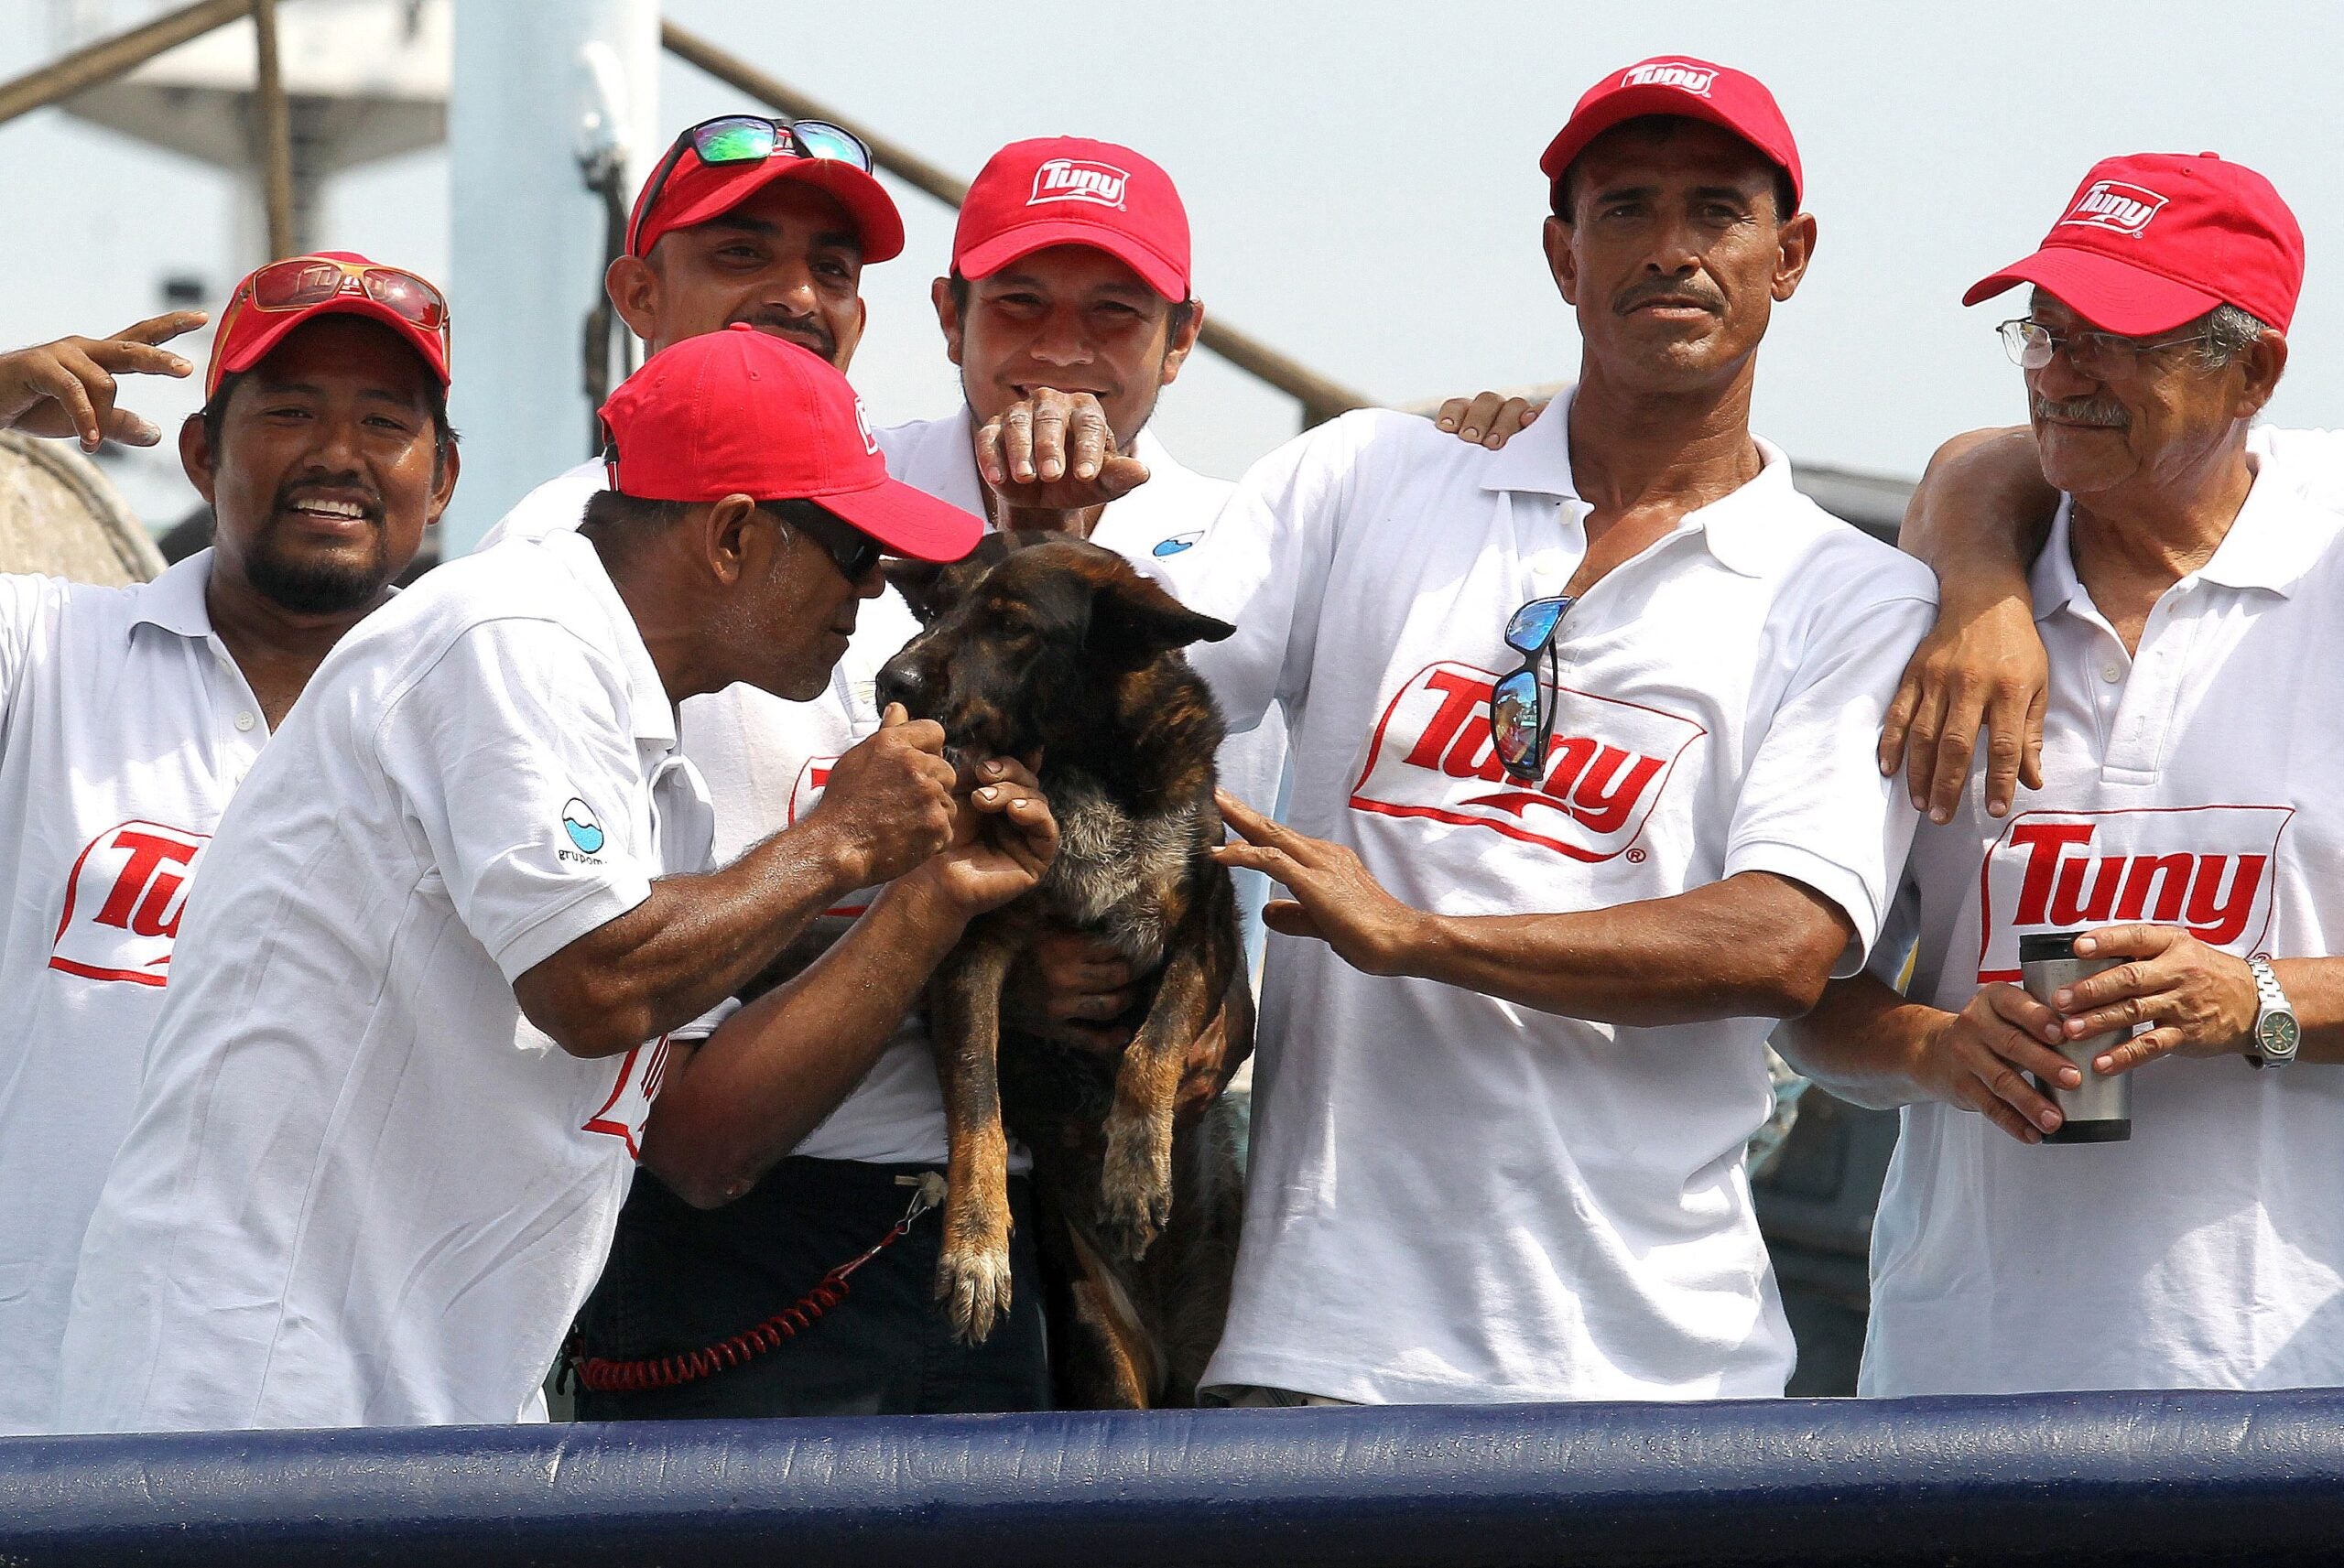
left=1029, top=157, right=1129, bottom=211
left=1620, top=60, right=1716, bottom=96
left=853, top=398, right=879, bottom=456
left=2059, top=179, right=2169, bottom=239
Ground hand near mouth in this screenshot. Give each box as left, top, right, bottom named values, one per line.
left=976, top=388, right=1149, bottom=524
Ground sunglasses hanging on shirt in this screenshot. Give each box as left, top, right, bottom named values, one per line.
left=1489, top=594, right=1574, bottom=782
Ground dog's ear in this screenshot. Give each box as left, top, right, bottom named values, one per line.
left=884, top=557, right=950, bottom=623
left=1084, top=564, right=1236, bottom=666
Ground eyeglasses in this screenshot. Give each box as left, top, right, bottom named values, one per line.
left=785, top=503, right=884, bottom=585
left=1997, top=317, right=2214, bottom=379
left=1489, top=594, right=1573, bottom=782
left=628, top=114, right=875, bottom=254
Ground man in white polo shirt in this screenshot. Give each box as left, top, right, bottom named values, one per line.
left=493, top=133, right=1264, bottom=1415
left=51, top=329, right=1053, bottom=1432
left=0, top=259, right=455, bottom=1435
left=1093, top=57, right=1932, bottom=1404
left=1786, top=154, right=2344, bottom=1395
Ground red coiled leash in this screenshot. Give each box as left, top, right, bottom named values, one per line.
left=567, top=1172, right=946, bottom=1394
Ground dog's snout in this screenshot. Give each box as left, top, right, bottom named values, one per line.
left=874, top=657, right=922, bottom=714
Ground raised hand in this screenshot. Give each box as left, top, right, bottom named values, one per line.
left=0, top=312, right=208, bottom=451
left=975, top=388, right=1150, bottom=518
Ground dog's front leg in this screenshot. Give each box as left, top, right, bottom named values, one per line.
left=928, top=930, right=1019, bottom=1345
left=1100, top=935, right=1222, bottom=1261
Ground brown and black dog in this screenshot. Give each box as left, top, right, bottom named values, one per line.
left=877, top=534, right=1247, bottom=1408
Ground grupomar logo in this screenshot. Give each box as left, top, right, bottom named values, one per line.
left=561, top=797, right=606, bottom=856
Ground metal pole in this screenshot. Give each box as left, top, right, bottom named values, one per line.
left=249, top=0, right=295, bottom=261
left=0, top=0, right=249, bottom=128
left=659, top=18, right=1375, bottom=427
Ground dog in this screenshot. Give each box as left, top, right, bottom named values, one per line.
left=877, top=534, right=1247, bottom=1409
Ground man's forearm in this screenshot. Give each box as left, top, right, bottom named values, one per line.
left=639, top=875, right=969, bottom=1206
left=1776, top=973, right=1942, bottom=1110
left=1900, top=426, right=2053, bottom=594
left=515, top=819, right=866, bottom=1058
left=1383, top=872, right=1852, bottom=1027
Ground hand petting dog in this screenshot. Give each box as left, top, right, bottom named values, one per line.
left=1214, top=790, right=1426, bottom=979
left=921, top=754, right=1061, bottom=920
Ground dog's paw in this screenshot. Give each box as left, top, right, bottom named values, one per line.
left=935, top=1236, right=1014, bottom=1346
left=1099, top=1120, right=1174, bottom=1260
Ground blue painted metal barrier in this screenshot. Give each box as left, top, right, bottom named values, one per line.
left=5, top=1390, right=2342, bottom=1565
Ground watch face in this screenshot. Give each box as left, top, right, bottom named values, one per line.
left=2261, top=1012, right=2302, bottom=1057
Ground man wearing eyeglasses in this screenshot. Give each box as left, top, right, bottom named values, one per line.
left=1779, top=154, right=2344, bottom=1397
left=1049, top=57, right=1937, bottom=1406
left=52, top=329, right=1058, bottom=1433
left=0, top=254, right=456, bottom=1433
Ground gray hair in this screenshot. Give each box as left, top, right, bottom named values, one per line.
left=2195, top=303, right=2271, bottom=370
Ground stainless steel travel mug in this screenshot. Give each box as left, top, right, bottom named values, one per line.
left=2018, top=931, right=2132, bottom=1143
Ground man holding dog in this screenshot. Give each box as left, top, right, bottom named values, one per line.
left=52, top=327, right=1067, bottom=1431
left=0, top=260, right=450, bottom=1434
left=984, top=57, right=1933, bottom=1403
left=482, top=124, right=1260, bottom=1415
left=1785, top=155, right=2344, bottom=1396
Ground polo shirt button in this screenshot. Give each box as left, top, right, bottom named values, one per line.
left=2100, top=665, right=2122, bottom=684
left=234, top=711, right=256, bottom=731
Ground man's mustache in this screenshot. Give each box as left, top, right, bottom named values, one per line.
left=1613, top=277, right=1725, bottom=316
left=2032, top=395, right=2131, bottom=429
left=734, top=309, right=838, bottom=362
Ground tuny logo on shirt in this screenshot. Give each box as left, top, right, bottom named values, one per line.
left=1973, top=805, right=2291, bottom=981
left=49, top=820, right=210, bottom=987
left=582, top=1033, right=671, bottom=1159
left=2056, top=179, right=2169, bottom=238
left=1028, top=157, right=1129, bottom=210
left=1348, top=661, right=1703, bottom=862
left=1620, top=60, right=1716, bottom=96
left=560, top=796, right=605, bottom=861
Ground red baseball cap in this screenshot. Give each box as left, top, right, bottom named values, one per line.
left=205, top=251, right=451, bottom=399
left=1539, top=56, right=1803, bottom=209
left=952, top=136, right=1190, bottom=302
left=1963, top=152, right=2304, bottom=336
left=627, top=122, right=905, bottom=265
left=600, top=323, right=979, bottom=563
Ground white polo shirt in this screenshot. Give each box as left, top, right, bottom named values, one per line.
left=1165, top=396, right=1935, bottom=1403
left=483, top=409, right=1283, bottom=1168
left=1863, top=462, right=2344, bottom=1396
left=54, top=529, right=717, bottom=1432
left=0, top=552, right=266, bottom=1435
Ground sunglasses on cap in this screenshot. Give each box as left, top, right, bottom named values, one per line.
left=629, top=114, right=875, bottom=255
left=231, top=255, right=449, bottom=334
left=1489, top=594, right=1574, bottom=782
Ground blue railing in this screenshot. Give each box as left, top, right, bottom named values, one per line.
left=5, top=1390, right=2341, bottom=1565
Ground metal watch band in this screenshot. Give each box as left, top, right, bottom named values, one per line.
left=2249, top=957, right=2295, bottom=1068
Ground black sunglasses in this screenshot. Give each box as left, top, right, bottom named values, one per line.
left=777, top=500, right=884, bottom=584
left=1489, top=594, right=1573, bottom=781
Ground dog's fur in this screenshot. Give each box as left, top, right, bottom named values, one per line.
left=878, top=535, right=1246, bottom=1408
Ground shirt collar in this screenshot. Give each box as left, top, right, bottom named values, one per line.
left=2035, top=459, right=2339, bottom=622
left=127, top=548, right=218, bottom=642
left=1476, top=384, right=1807, bottom=578
left=542, top=530, right=676, bottom=750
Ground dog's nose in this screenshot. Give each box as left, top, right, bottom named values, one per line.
left=874, top=658, right=921, bottom=713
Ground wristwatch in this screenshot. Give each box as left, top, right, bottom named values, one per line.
left=2248, top=957, right=2300, bottom=1069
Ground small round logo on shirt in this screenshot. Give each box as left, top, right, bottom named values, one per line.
left=561, top=798, right=606, bottom=856
left=1153, top=532, right=1202, bottom=557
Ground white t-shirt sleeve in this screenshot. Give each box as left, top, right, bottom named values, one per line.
left=374, top=617, right=657, bottom=982
left=2249, top=426, right=2344, bottom=514
left=0, top=572, right=64, bottom=716
left=1722, top=585, right=1935, bottom=976
left=472, top=464, right=604, bottom=553
left=1160, top=415, right=1361, bottom=735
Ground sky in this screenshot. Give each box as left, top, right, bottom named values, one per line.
left=6, top=0, right=2344, bottom=527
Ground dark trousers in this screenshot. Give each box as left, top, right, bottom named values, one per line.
left=574, top=1156, right=1050, bottom=1419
